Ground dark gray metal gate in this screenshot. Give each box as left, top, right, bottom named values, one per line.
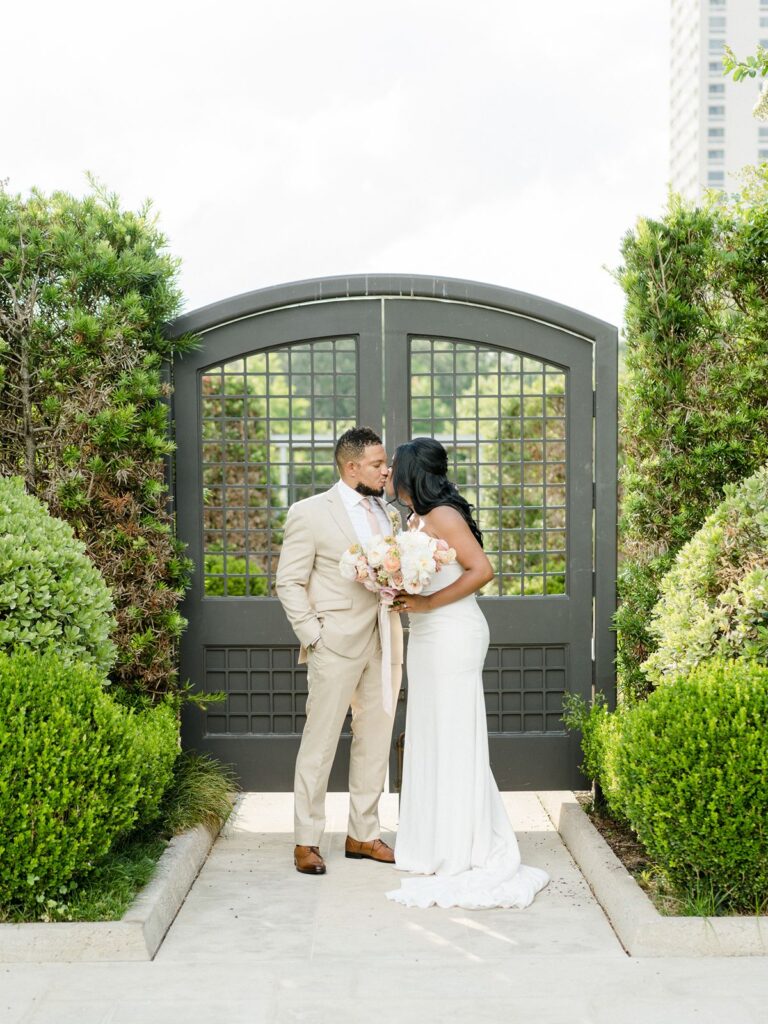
left=169, top=275, right=617, bottom=791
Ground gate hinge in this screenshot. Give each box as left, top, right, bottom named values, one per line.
left=592, top=389, right=596, bottom=417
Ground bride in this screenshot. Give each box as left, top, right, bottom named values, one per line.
left=384, top=437, right=551, bottom=910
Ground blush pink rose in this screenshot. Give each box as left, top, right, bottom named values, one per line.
left=382, top=552, right=401, bottom=572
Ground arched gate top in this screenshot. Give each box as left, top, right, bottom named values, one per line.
left=168, top=273, right=616, bottom=346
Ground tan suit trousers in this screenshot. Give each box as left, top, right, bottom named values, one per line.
left=294, top=625, right=402, bottom=846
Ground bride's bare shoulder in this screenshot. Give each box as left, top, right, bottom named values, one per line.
left=423, top=505, right=466, bottom=531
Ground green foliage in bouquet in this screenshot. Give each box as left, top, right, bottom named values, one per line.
left=642, top=464, right=768, bottom=686
left=0, top=475, right=116, bottom=672
left=613, top=657, right=768, bottom=911
left=0, top=649, right=179, bottom=918
left=0, top=182, right=197, bottom=699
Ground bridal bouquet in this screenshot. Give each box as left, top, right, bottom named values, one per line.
left=338, top=529, right=456, bottom=605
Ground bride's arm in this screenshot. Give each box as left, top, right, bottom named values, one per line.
left=395, top=506, right=494, bottom=613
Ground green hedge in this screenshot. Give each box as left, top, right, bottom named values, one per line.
left=562, top=692, right=626, bottom=820
left=131, top=700, right=179, bottom=829
left=0, top=476, right=116, bottom=673
left=0, top=184, right=198, bottom=699
left=614, top=184, right=768, bottom=702
left=642, top=464, right=768, bottom=687
left=0, top=649, right=178, bottom=917
left=614, top=657, right=768, bottom=909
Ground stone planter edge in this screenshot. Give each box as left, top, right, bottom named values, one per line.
left=0, top=820, right=219, bottom=963
left=538, top=790, right=768, bottom=958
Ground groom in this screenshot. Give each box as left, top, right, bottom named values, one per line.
left=275, top=426, right=404, bottom=875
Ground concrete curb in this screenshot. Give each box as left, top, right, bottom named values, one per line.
left=0, top=823, right=217, bottom=963
left=539, top=791, right=768, bottom=958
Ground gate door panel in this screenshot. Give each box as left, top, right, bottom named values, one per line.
left=175, top=301, right=382, bottom=789
left=384, top=300, right=593, bottom=789
left=171, top=275, right=617, bottom=792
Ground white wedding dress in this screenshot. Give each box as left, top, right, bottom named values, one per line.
left=385, top=541, right=551, bottom=910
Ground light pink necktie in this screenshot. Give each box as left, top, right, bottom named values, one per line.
left=360, top=496, right=382, bottom=539
left=360, top=496, right=394, bottom=716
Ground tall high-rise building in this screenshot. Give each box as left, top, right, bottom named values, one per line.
left=670, top=0, right=767, bottom=197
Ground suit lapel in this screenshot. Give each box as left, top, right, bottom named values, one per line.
left=326, top=486, right=359, bottom=547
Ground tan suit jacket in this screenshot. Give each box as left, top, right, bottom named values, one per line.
left=275, top=484, right=404, bottom=665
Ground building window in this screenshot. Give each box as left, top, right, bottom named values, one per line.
left=709, top=61, right=724, bottom=73
left=759, top=126, right=768, bottom=139
left=709, top=127, right=725, bottom=139
left=708, top=149, right=725, bottom=160
left=761, top=16, right=768, bottom=26
left=707, top=171, right=725, bottom=185
left=759, top=149, right=768, bottom=160
left=708, top=105, right=726, bottom=117
left=709, top=39, right=726, bottom=53
left=709, top=0, right=725, bottom=6
left=709, top=16, right=726, bottom=31
left=709, top=83, right=726, bottom=94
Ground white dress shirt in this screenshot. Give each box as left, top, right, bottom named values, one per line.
left=336, top=479, right=392, bottom=544
left=308, top=480, right=393, bottom=650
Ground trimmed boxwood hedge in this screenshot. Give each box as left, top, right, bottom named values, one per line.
left=613, top=657, right=768, bottom=910
left=0, top=649, right=178, bottom=918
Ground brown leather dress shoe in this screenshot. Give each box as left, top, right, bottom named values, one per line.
left=344, top=836, right=395, bottom=863
left=294, top=845, right=326, bottom=875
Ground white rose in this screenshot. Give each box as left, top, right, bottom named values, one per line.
left=365, top=534, right=388, bottom=567
left=339, top=547, right=360, bottom=580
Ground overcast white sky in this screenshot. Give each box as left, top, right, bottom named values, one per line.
left=4, top=0, right=669, bottom=333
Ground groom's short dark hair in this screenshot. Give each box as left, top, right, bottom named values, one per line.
left=335, top=426, right=382, bottom=470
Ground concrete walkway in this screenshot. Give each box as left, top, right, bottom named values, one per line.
left=3, top=793, right=767, bottom=1024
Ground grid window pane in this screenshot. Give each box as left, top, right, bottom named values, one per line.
left=409, top=337, right=568, bottom=596
left=201, top=337, right=358, bottom=597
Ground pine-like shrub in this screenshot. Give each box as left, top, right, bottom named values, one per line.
left=0, top=183, right=197, bottom=699
left=0, top=649, right=178, bottom=917
left=0, top=476, right=116, bottom=673
left=642, top=464, right=768, bottom=687
left=613, top=657, right=768, bottom=910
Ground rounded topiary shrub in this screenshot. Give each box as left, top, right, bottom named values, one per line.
left=0, top=649, right=178, bottom=917
left=614, top=657, right=768, bottom=909
left=641, top=464, right=768, bottom=687
left=0, top=476, right=116, bottom=673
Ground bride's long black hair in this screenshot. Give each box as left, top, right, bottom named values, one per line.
left=390, top=437, right=484, bottom=547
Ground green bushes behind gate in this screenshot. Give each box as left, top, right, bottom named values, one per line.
left=0, top=649, right=178, bottom=917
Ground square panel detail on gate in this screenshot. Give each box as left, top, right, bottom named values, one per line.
left=202, top=645, right=352, bottom=737
left=482, top=644, right=568, bottom=734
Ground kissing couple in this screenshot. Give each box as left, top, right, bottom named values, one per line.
left=275, top=426, right=550, bottom=909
